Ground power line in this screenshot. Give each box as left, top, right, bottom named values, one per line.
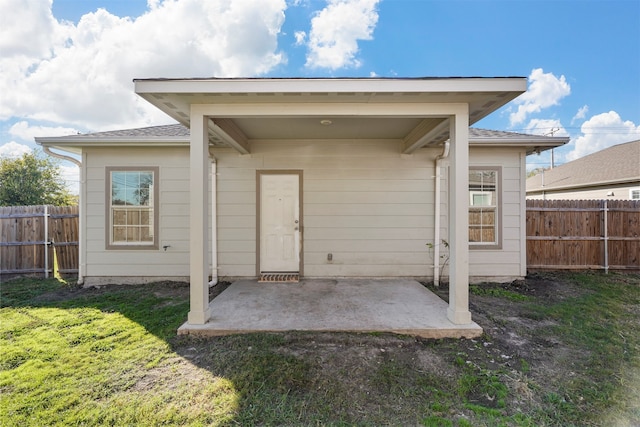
left=507, top=126, right=640, bottom=135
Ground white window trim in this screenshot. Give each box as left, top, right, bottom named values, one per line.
left=630, top=188, right=640, bottom=200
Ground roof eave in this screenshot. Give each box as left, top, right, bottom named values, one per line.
left=35, top=134, right=568, bottom=151
left=471, top=137, right=570, bottom=154
left=134, top=77, right=527, bottom=139
left=134, top=76, right=527, bottom=94
left=35, top=136, right=190, bottom=149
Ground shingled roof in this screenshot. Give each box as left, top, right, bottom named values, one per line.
left=63, top=125, right=544, bottom=140
left=469, top=128, right=562, bottom=141
left=39, top=124, right=567, bottom=149
left=526, top=139, right=640, bottom=192
left=65, top=124, right=190, bottom=138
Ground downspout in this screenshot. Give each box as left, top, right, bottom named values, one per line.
left=209, top=154, right=218, bottom=286
left=433, top=141, right=450, bottom=286
left=42, top=146, right=85, bottom=284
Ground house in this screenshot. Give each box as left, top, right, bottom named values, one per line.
left=526, top=139, right=640, bottom=200
left=36, top=77, right=569, bottom=327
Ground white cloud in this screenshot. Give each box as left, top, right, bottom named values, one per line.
left=305, top=0, right=379, bottom=70
left=147, top=0, right=162, bottom=10
left=571, top=105, right=589, bottom=124
left=0, top=0, right=68, bottom=59
left=564, top=111, right=640, bottom=161
left=509, top=68, right=571, bottom=126
left=294, top=31, right=306, bottom=45
left=523, top=119, right=569, bottom=137
left=0, top=0, right=288, bottom=131
left=59, top=163, right=80, bottom=195
left=10, top=121, right=79, bottom=140
left=0, top=141, right=32, bottom=158
left=523, top=119, right=570, bottom=170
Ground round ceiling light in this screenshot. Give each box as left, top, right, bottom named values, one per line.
left=320, top=119, right=332, bottom=126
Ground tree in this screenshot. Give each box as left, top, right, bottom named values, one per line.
left=0, top=151, right=75, bottom=206
left=526, top=167, right=547, bottom=178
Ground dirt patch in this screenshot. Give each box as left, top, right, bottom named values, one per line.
left=31, top=282, right=93, bottom=303
left=31, top=280, right=232, bottom=305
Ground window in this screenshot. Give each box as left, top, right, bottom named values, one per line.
left=631, top=188, right=640, bottom=200
left=469, top=167, right=501, bottom=248
left=106, top=167, right=159, bottom=249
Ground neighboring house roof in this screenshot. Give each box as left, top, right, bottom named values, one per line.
left=36, top=124, right=569, bottom=155
left=526, top=139, right=640, bottom=193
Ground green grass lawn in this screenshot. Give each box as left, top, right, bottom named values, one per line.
left=1, top=273, right=638, bottom=426
left=1, top=280, right=237, bottom=426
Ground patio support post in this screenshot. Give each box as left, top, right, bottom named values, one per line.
left=447, top=110, right=472, bottom=324
left=188, top=111, right=212, bottom=324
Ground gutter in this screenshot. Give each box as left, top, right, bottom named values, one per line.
left=433, top=141, right=450, bottom=286
left=42, top=146, right=81, bottom=168
left=35, top=137, right=189, bottom=148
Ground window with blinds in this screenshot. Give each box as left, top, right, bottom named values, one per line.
left=106, top=167, right=159, bottom=249
left=469, top=167, right=501, bottom=248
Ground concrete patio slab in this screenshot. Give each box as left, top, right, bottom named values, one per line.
left=178, top=279, right=482, bottom=339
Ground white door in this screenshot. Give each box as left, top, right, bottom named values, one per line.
left=260, top=174, right=300, bottom=272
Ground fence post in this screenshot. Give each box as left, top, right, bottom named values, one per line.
left=44, top=205, right=49, bottom=278
left=603, top=200, right=608, bottom=274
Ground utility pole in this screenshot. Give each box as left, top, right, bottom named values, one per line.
left=545, top=127, right=560, bottom=168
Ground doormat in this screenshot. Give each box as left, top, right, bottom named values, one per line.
left=259, top=273, right=299, bottom=282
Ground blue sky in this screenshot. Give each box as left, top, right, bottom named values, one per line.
left=1, top=0, right=639, bottom=190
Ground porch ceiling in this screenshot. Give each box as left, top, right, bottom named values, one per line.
left=233, top=116, right=426, bottom=140
left=134, top=77, right=527, bottom=152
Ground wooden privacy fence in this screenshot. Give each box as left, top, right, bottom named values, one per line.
left=527, top=199, right=640, bottom=272
left=0, top=205, right=79, bottom=277
left=2, top=201, right=637, bottom=277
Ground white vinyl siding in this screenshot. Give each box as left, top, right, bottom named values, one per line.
left=214, top=140, right=436, bottom=278
left=527, top=183, right=640, bottom=200
left=84, top=147, right=190, bottom=279
left=462, top=148, right=526, bottom=280
left=81, top=142, right=527, bottom=283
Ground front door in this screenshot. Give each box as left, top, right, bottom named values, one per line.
left=259, top=173, right=301, bottom=273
